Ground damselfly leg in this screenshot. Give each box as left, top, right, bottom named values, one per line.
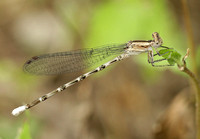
left=148, top=46, right=174, bottom=67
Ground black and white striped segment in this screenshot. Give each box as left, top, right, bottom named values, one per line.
left=12, top=54, right=130, bottom=116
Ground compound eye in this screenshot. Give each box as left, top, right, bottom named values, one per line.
left=156, top=33, right=159, bottom=38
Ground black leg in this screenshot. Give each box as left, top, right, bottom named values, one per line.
left=152, top=58, right=166, bottom=63
left=151, top=64, right=174, bottom=67
left=150, top=58, right=174, bottom=67
left=160, top=46, right=172, bottom=49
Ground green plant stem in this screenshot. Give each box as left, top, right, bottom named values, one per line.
left=177, top=49, right=200, bottom=139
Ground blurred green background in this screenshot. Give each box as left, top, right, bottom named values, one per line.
left=0, top=0, right=199, bottom=138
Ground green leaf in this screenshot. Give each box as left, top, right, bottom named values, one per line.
left=159, top=48, right=182, bottom=66
left=17, top=121, right=32, bottom=139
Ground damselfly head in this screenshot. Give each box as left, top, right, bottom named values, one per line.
left=152, top=32, right=163, bottom=48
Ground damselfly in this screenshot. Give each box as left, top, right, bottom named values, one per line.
left=12, top=32, right=171, bottom=116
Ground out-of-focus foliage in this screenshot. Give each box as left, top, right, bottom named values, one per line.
left=17, top=121, right=31, bottom=139
left=84, top=0, right=186, bottom=79
left=0, top=0, right=199, bottom=138
left=197, top=46, right=200, bottom=69
left=86, top=0, right=182, bottom=46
